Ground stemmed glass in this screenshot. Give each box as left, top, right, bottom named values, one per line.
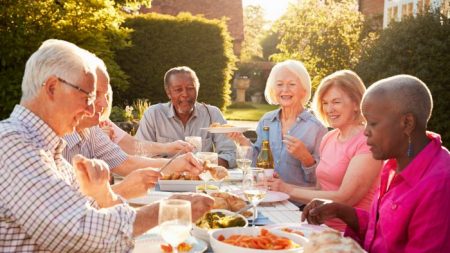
left=236, top=145, right=253, bottom=176
left=159, top=199, right=192, bottom=253
left=242, top=168, right=268, bottom=227
left=134, top=140, right=153, bottom=158
left=185, top=136, right=202, bottom=154
left=197, top=152, right=219, bottom=191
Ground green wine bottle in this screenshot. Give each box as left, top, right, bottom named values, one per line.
left=256, top=126, right=274, bottom=169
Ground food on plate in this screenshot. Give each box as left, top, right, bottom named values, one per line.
left=161, top=172, right=201, bottom=180
left=160, top=242, right=192, bottom=253
left=210, top=192, right=252, bottom=217
left=218, top=228, right=301, bottom=250
left=281, top=227, right=305, bottom=237
left=210, top=122, right=235, bottom=128
left=303, top=229, right=366, bottom=253
left=196, top=210, right=246, bottom=229
left=203, top=162, right=228, bottom=181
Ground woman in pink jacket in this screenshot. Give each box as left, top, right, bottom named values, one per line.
left=302, top=75, right=450, bottom=253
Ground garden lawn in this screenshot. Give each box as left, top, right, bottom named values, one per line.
left=224, top=102, right=278, bottom=121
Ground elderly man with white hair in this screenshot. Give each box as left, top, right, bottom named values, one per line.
left=0, top=39, right=213, bottom=252
left=62, top=53, right=204, bottom=199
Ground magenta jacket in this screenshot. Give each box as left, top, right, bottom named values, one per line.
left=346, top=132, right=450, bottom=253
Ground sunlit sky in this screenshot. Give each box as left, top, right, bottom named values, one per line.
left=243, top=0, right=295, bottom=21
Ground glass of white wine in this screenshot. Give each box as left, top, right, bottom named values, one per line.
left=236, top=145, right=253, bottom=176
left=242, top=168, right=267, bottom=227
left=158, top=199, right=192, bottom=253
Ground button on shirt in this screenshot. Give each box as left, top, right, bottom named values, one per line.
left=63, top=126, right=127, bottom=170
left=254, top=109, right=327, bottom=187
left=0, top=105, right=136, bottom=252
left=135, top=102, right=236, bottom=167
left=345, top=132, right=450, bottom=253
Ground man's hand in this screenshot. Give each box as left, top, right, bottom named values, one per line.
left=72, top=155, right=119, bottom=208
left=169, top=193, right=214, bottom=222
left=163, top=140, right=195, bottom=156
left=163, top=152, right=203, bottom=176
left=112, top=168, right=161, bottom=199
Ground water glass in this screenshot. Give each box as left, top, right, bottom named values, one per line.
left=236, top=145, right=253, bottom=175
left=158, top=199, right=192, bottom=253
left=185, top=136, right=202, bottom=153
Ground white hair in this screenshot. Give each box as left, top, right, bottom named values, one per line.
left=264, top=60, right=312, bottom=106
left=21, top=39, right=96, bottom=101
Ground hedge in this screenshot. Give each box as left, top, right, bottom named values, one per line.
left=114, top=12, right=236, bottom=111
left=356, top=13, right=450, bottom=146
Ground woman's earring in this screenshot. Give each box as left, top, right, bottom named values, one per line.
left=407, top=135, right=413, bottom=157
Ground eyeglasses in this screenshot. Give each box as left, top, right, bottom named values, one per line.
left=57, top=77, right=96, bottom=106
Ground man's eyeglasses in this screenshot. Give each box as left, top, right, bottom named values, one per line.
left=57, top=77, right=96, bottom=106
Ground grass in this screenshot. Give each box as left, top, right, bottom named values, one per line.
left=224, top=102, right=278, bottom=121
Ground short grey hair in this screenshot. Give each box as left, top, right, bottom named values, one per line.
left=21, top=39, right=96, bottom=101
left=365, top=75, right=433, bottom=128
left=163, top=66, right=200, bottom=92
left=264, top=60, right=311, bottom=106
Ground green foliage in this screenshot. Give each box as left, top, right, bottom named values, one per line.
left=224, top=102, right=278, bottom=121
left=115, top=13, right=236, bottom=111
left=132, top=98, right=150, bottom=120
left=272, top=0, right=369, bottom=90
left=110, top=105, right=127, bottom=122
left=356, top=13, right=450, bottom=146
left=241, top=5, right=266, bottom=61
left=260, top=31, right=281, bottom=61
left=0, top=0, right=131, bottom=119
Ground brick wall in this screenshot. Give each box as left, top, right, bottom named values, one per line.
left=141, top=0, right=244, bottom=57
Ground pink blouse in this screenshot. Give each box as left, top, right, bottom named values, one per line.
left=346, top=132, right=450, bottom=253
left=316, top=129, right=379, bottom=231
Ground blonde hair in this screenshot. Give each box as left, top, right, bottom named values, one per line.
left=264, top=60, right=311, bottom=106
left=312, top=70, right=366, bottom=127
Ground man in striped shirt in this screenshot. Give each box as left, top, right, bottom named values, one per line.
left=63, top=53, right=204, bottom=199
left=0, top=39, right=213, bottom=252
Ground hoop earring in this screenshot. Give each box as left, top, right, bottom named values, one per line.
left=407, top=135, right=413, bottom=157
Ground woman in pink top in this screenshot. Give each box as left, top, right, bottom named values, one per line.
left=267, top=70, right=382, bottom=231
left=302, top=75, right=450, bottom=253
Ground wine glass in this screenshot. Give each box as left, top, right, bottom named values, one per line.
left=242, top=168, right=268, bottom=227
left=197, top=152, right=219, bottom=191
left=236, top=145, right=253, bottom=176
left=158, top=199, right=192, bottom=253
left=134, top=140, right=153, bottom=158
left=185, top=136, right=202, bottom=153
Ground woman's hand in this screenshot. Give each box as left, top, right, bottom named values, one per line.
left=283, top=135, right=315, bottom=166
left=266, top=176, right=290, bottom=193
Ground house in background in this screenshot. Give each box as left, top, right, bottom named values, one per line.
left=383, top=0, right=449, bottom=27
left=140, top=0, right=244, bottom=57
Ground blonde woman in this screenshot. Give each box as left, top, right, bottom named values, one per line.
left=267, top=70, right=382, bottom=231
left=99, top=85, right=194, bottom=157
left=229, top=60, right=327, bottom=189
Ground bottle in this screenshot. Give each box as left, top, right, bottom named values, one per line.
left=256, top=126, right=274, bottom=170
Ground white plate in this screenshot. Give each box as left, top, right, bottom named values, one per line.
left=134, top=233, right=207, bottom=253
left=234, top=190, right=290, bottom=203
left=201, top=127, right=249, bottom=133
left=158, top=179, right=221, bottom=192
left=265, top=223, right=328, bottom=238
left=128, top=191, right=173, bottom=206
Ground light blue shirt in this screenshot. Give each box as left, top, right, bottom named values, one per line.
left=135, top=102, right=236, bottom=167
left=253, top=108, right=328, bottom=187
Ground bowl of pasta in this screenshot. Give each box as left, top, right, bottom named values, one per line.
left=210, top=227, right=307, bottom=253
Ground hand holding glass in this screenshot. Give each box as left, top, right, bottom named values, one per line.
left=185, top=136, right=202, bottom=153
left=158, top=199, right=192, bottom=253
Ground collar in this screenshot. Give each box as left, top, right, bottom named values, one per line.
left=11, top=105, right=64, bottom=155
left=269, top=108, right=312, bottom=122
left=384, top=132, right=443, bottom=187
left=167, top=102, right=200, bottom=120
left=64, top=127, right=91, bottom=149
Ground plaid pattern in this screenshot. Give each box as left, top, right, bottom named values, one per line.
left=0, top=105, right=136, bottom=252
left=63, top=126, right=127, bottom=170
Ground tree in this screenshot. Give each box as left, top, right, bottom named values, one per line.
left=0, top=0, right=147, bottom=119
left=272, top=0, right=368, bottom=89
left=356, top=13, right=450, bottom=146
left=240, top=5, right=266, bottom=61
